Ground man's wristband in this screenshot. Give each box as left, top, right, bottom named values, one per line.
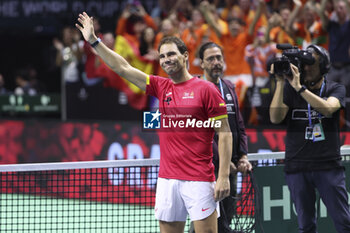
left=90, top=38, right=101, bottom=48
left=297, top=85, right=306, bottom=94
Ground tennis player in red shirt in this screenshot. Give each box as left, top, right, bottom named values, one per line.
left=76, top=12, right=233, bottom=233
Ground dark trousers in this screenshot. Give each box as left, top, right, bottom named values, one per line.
left=217, top=195, right=236, bottom=233
left=285, top=169, right=350, bottom=233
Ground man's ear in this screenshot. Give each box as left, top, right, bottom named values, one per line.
left=183, top=51, right=189, bottom=61
left=200, top=59, right=204, bottom=69
left=183, top=51, right=190, bottom=70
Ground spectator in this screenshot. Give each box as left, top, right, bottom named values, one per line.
left=201, top=0, right=263, bottom=87
left=266, top=4, right=295, bottom=45
left=198, top=2, right=227, bottom=47
left=139, top=27, right=158, bottom=66
left=245, top=25, right=278, bottom=125
left=115, top=2, right=159, bottom=78
left=318, top=0, right=350, bottom=128
left=25, top=65, right=46, bottom=93
left=225, top=0, right=268, bottom=31
left=154, top=18, right=180, bottom=77
left=0, top=73, right=10, bottom=95
left=154, top=18, right=180, bottom=49
left=218, top=0, right=235, bottom=20
left=168, top=0, right=194, bottom=24
left=92, top=31, right=116, bottom=76
left=53, top=26, right=84, bottom=83
left=102, top=32, right=116, bottom=49
left=14, top=70, right=37, bottom=96
left=200, top=0, right=263, bottom=113
left=138, top=27, right=159, bottom=109
left=168, top=11, right=188, bottom=36
left=150, top=0, right=177, bottom=27
left=82, top=17, right=104, bottom=85
left=115, top=2, right=157, bottom=49
left=100, top=28, right=152, bottom=110
left=181, top=8, right=206, bottom=75
left=88, top=30, right=149, bottom=110
left=287, top=0, right=328, bottom=49
left=246, top=27, right=277, bottom=87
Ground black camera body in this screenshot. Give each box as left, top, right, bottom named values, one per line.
left=273, top=44, right=315, bottom=77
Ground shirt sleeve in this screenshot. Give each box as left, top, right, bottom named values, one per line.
left=203, top=82, right=228, bottom=120
left=145, top=75, right=157, bottom=97
left=146, top=75, right=169, bottom=99
left=329, top=82, right=346, bottom=108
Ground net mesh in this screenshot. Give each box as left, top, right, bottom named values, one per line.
left=0, top=159, right=258, bottom=233
left=0, top=162, right=160, bottom=233
left=2, top=149, right=350, bottom=233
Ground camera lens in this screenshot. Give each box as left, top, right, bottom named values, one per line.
left=273, top=58, right=291, bottom=76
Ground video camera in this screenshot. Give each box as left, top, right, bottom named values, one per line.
left=273, top=44, right=315, bottom=77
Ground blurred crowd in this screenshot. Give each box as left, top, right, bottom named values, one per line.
left=1, top=0, right=349, bottom=127
left=0, top=65, right=45, bottom=96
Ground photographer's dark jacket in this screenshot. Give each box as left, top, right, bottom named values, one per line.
left=212, top=79, right=248, bottom=171
left=283, top=79, right=345, bottom=173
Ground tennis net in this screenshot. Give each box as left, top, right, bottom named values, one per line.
left=0, top=158, right=258, bottom=233
left=2, top=148, right=349, bottom=233
left=0, top=159, right=160, bottom=233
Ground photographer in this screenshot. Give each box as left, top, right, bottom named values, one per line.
left=269, top=44, right=350, bottom=233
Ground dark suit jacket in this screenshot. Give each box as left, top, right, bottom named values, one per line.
left=212, top=78, right=248, bottom=169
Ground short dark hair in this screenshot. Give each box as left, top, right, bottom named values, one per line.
left=198, top=42, right=223, bottom=60
left=157, top=36, right=188, bottom=54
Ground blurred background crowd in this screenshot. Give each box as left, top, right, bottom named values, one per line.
left=0, top=0, right=349, bottom=128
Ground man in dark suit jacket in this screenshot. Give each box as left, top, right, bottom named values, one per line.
left=196, top=42, right=252, bottom=233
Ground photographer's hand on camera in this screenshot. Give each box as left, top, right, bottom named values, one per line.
left=288, top=63, right=303, bottom=92
left=271, top=62, right=302, bottom=91
left=269, top=64, right=289, bottom=124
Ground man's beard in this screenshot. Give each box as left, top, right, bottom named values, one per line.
left=209, top=68, right=223, bottom=80
left=163, top=62, right=179, bottom=75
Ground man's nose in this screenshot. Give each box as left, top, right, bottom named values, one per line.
left=164, top=57, right=171, bottom=63
left=212, top=57, right=221, bottom=64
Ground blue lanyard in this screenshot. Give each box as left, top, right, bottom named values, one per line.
left=218, top=79, right=225, bottom=99
left=307, top=81, right=325, bottom=127
left=204, top=75, right=225, bottom=99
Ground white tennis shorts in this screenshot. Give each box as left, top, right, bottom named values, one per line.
left=154, top=178, right=220, bottom=222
